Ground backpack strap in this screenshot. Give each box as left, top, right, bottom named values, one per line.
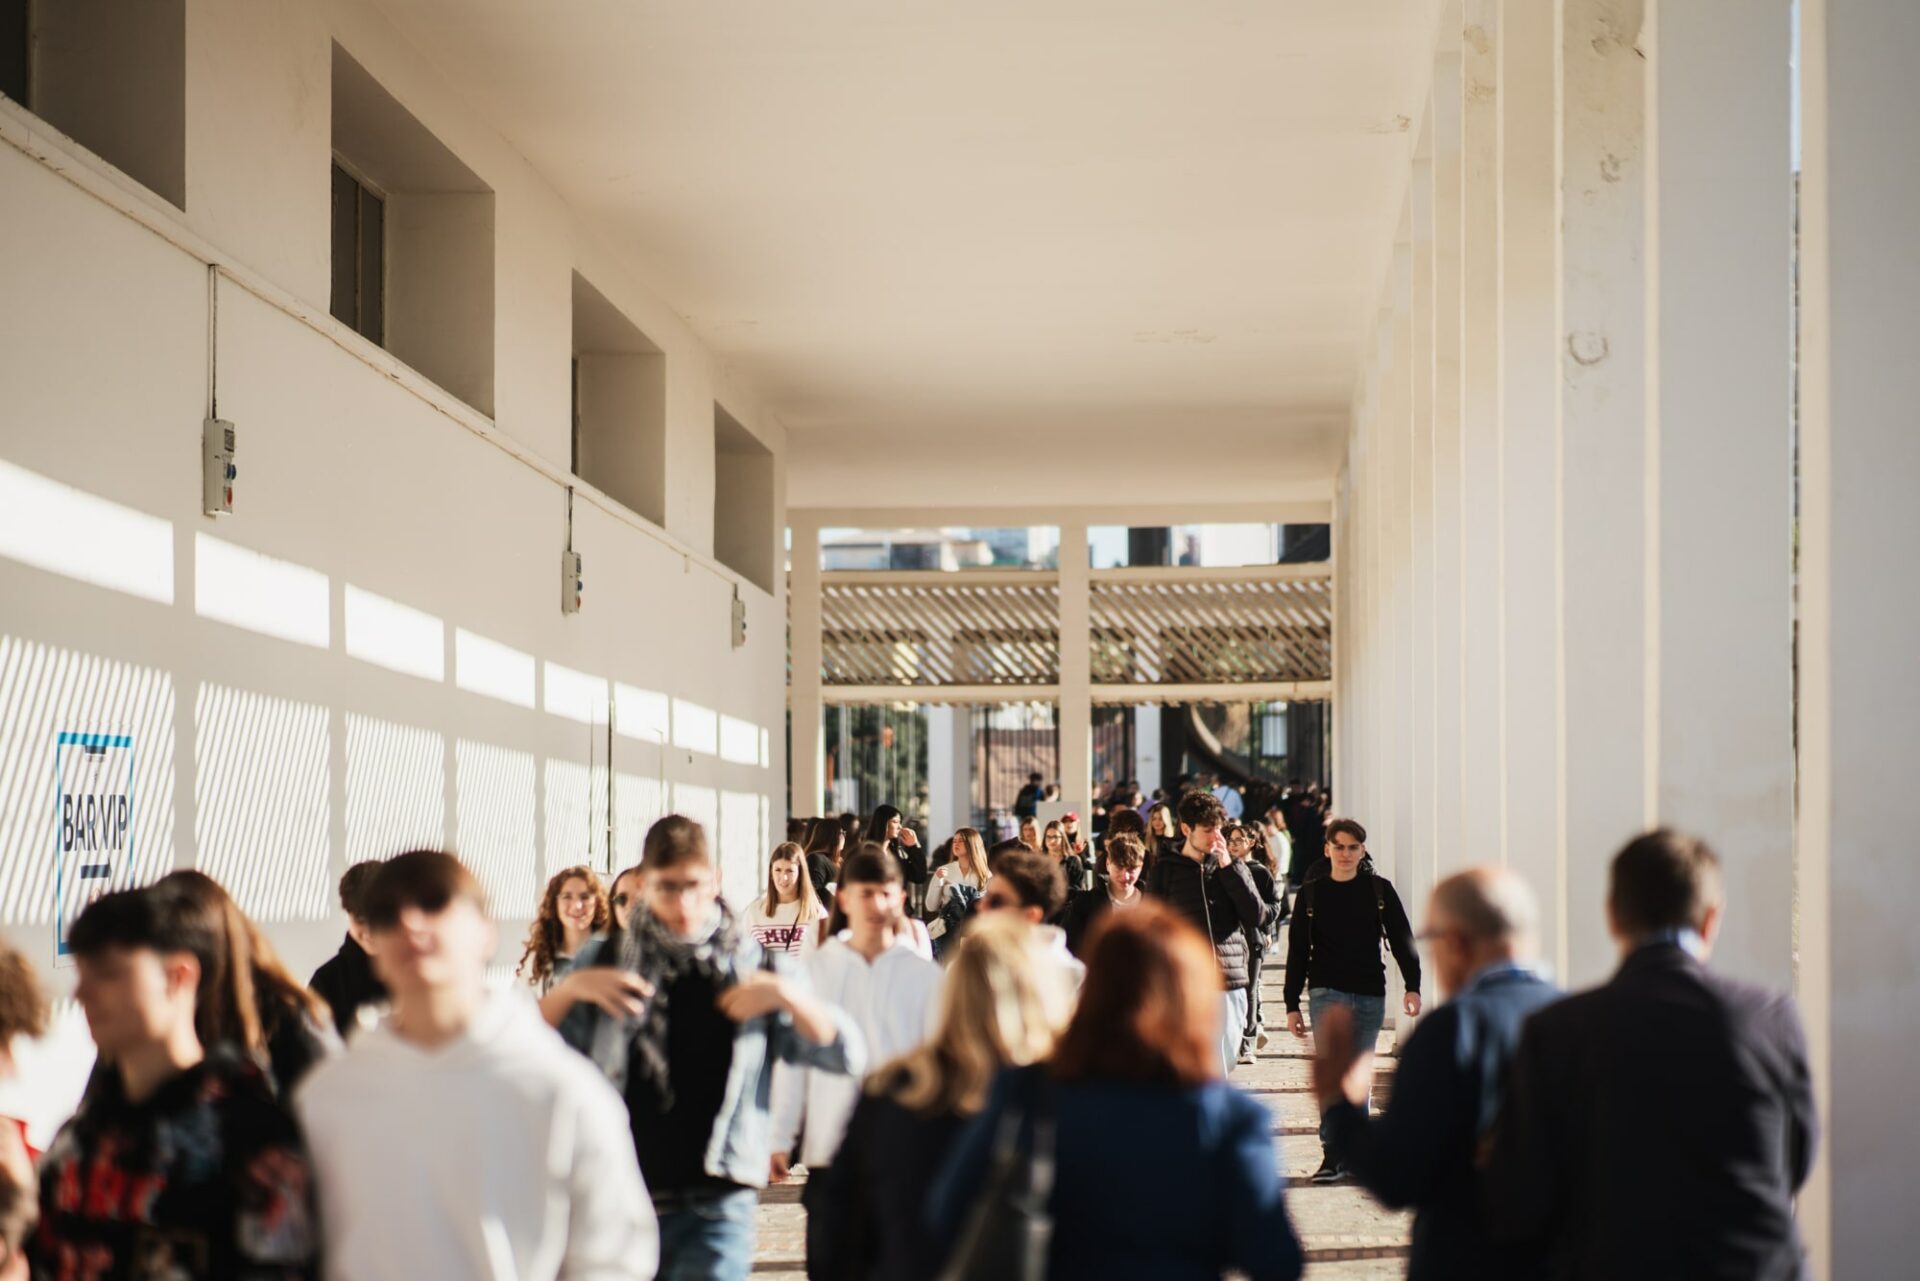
left=1372, top=875, right=1387, bottom=942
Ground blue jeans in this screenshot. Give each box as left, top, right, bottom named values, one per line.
left=1308, top=987, right=1386, bottom=1147
left=656, top=1187, right=758, bottom=1281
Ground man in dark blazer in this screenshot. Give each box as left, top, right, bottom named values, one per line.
left=1312, top=867, right=1560, bottom=1278
left=1484, top=829, right=1818, bottom=1281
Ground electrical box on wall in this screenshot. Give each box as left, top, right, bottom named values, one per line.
left=730, top=587, right=747, bottom=649
left=202, top=418, right=236, bottom=516
left=562, top=549, right=583, bottom=615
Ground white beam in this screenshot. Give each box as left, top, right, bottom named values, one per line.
left=1057, top=524, right=1093, bottom=814
left=787, top=520, right=825, bottom=818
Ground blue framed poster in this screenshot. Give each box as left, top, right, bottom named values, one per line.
left=55, top=731, right=134, bottom=962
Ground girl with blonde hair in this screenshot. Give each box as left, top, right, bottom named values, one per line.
left=926, top=827, right=990, bottom=915
left=747, top=842, right=827, bottom=956
left=811, top=914, right=1072, bottom=1279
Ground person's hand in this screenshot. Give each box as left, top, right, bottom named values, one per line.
left=1286, top=1010, right=1308, bottom=1040
left=900, top=828, right=919, bottom=849
left=1309, top=1004, right=1371, bottom=1109
left=934, top=865, right=950, bottom=881
left=552, top=968, right=653, bottom=1018
left=769, top=1153, right=791, bottom=1184
left=716, top=971, right=792, bottom=1023
left=1404, top=991, right=1422, bottom=1018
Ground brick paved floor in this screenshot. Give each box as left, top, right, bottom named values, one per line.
left=751, top=964, right=1412, bottom=1279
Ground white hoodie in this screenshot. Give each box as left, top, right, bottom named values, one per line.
left=769, top=934, right=943, bottom=1169
left=297, top=990, right=657, bottom=1281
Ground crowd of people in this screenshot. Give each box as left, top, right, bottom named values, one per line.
left=0, top=772, right=1816, bottom=1281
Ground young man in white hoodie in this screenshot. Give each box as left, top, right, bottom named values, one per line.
left=978, top=845, right=1086, bottom=988
left=768, top=844, right=943, bottom=1281
left=296, top=849, right=657, bottom=1281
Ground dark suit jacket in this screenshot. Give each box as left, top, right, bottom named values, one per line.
left=308, top=934, right=386, bottom=1039
left=1325, top=965, right=1560, bottom=1280
left=1485, top=942, right=1817, bottom=1281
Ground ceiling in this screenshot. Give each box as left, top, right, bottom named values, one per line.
left=373, top=1, right=1433, bottom=457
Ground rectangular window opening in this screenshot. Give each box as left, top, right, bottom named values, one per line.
left=570, top=272, right=666, bottom=525
left=713, top=404, right=775, bottom=593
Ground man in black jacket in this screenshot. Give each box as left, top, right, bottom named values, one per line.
left=1314, top=867, right=1559, bottom=1278
left=309, top=860, right=388, bottom=1038
left=1484, top=829, right=1817, bottom=1281
left=1144, top=791, right=1267, bottom=1077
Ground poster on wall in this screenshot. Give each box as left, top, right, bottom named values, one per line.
left=55, top=731, right=133, bottom=965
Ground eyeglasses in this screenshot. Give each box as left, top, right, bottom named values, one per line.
left=981, top=892, right=1022, bottom=911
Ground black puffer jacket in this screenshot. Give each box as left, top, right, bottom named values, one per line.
left=1145, top=851, right=1266, bottom=991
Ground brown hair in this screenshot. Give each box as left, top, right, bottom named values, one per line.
left=1325, top=818, right=1368, bottom=847
left=990, top=848, right=1067, bottom=917
left=1106, top=807, right=1146, bottom=840
left=1176, top=790, right=1227, bottom=830
left=155, top=870, right=327, bottom=1054
left=1041, top=820, right=1072, bottom=859
left=948, top=827, right=990, bottom=883
left=1609, top=829, right=1723, bottom=937
left=1050, top=901, right=1220, bottom=1087
left=0, top=943, right=48, bottom=1044
left=642, top=815, right=710, bottom=873
left=763, top=842, right=821, bottom=919
left=841, top=842, right=904, bottom=888
left=1101, top=833, right=1146, bottom=871
left=518, top=866, right=609, bottom=987
left=362, top=849, right=488, bottom=928
left=338, top=860, right=385, bottom=920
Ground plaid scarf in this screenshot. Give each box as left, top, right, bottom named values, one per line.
left=609, top=900, right=747, bottom=1109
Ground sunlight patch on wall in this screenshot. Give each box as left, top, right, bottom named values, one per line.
left=615, top=683, right=669, bottom=744
left=612, top=772, right=665, bottom=870
left=720, top=714, right=760, bottom=766
left=545, top=756, right=609, bottom=879
left=0, top=637, right=175, bottom=926
left=0, top=459, right=174, bottom=605
left=672, top=699, right=718, bottom=756
left=672, top=782, right=718, bottom=846
left=195, top=683, right=330, bottom=921
left=195, top=534, right=330, bottom=649
left=345, top=584, right=445, bottom=682
left=544, top=661, right=607, bottom=726
left=456, top=739, right=536, bottom=916
left=345, top=714, right=444, bottom=864
left=454, top=628, right=535, bottom=709
left=719, top=788, right=764, bottom=908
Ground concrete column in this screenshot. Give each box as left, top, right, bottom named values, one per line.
left=1384, top=242, right=1417, bottom=916
left=1459, top=0, right=1506, bottom=866
left=1408, top=144, right=1439, bottom=908
left=787, top=520, right=825, bottom=819
left=926, top=703, right=972, bottom=842
left=1430, top=52, right=1467, bottom=874
left=1795, top=1, right=1920, bottom=1270
left=1056, top=524, right=1092, bottom=813
left=1646, top=0, right=1795, bottom=992
left=1558, top=0, right=1650, bottom=985
left=1132, top=704, right=1162, bottom=797
left=1496, top=0, right=1564, bottom=969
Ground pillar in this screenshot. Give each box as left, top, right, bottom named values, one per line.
left=1459, top=0, right=1506, bottom=866
left=1496, top=0, right=1564, bottom=970
left=926, top=703, right=972, bottom=842
left=1408, top=141, right=1440, bottom=909
left=1430, top=51, right=1467, bottom=875
left=1646, top=0, right=1795, bottom=992
left=1557, top=0, right=1650, bottom=985
left=1796, top=1, right=1920, bottom=1271
left=787, top=520, right=825, bottom=819
left=1056, top=524, right=1092, bottom=814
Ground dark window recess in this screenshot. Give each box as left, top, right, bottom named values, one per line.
left=570, top=357, right=581, bottom=476
left=330, top=161, right=384, bottom=344
left=0, top=0, right=27, bottom=103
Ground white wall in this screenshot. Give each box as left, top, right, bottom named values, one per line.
left=0, top=0, right=790, bottom=990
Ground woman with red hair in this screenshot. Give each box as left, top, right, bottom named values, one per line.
left=929, top=903, right=1302, bottom=1280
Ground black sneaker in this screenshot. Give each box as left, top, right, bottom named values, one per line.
left=1309, top=1157, right=1345, bottom=1185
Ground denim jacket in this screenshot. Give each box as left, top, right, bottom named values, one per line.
left=560, top=929, right=865, bottom=1190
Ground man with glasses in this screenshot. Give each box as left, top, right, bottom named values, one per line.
left=1283, top=818, right=1423, bottom=1183
left=976, top=845, right=1084, bottom=987
left=1310, top=868, right=1558, bottom=1276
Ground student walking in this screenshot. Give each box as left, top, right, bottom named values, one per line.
left=1059, top=832, right=1146, bottom=958
left=34, top=884, right=319, bottom=1279
left=1283, top=818, right=1422, bottom=1183
left=298, top=850, right=657, bottom=1281
left=308, top=860, right=389, bottom=1039
left=1144, top=791, right=1268, bottom=1077
left=1042, top=820, right=1089, bottom=892
left=865, top=807, right=929, bottom=915
left=1312, top=868, right=1559, bottom=1278
left=928, top=902, right=1303, bottom=1281
left=768, top=848, right=943, bottom=1280
left=975, top=846, right=1083, bottom=989
left=517, top=865, right=610, bottom=995
left=557, top=816, right=863, bottom=1281
left=811, top=913, right=1073, bottom=1281
left=0, top=943, right=45, bottom=1272
left=1484, top=830, right=1817, bottom=1281
left=747, top=842, right=828, bottom=958
left=1228, top=822, right=1282, bottom=1062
